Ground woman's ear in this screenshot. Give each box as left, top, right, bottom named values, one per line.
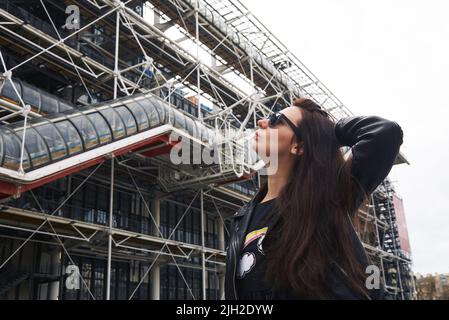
left=290, top=142, right=304, bottom=156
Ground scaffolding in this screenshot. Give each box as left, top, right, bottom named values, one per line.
left=0, top=0, right=412, bottom=299
left=355, top=179, right=416, bottom=299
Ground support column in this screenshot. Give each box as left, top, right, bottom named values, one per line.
left=217, top=217, right=225, bottom=251
left=200, top=189, right=206, bottom=300
left=150, top=261, right=160, bottom=300
left=150, top=192, right=161, bottom=300
left=106, top=156, right=115, bottom=300
left=219, top=271, right=225, bottom=300
left=150, top=193, right=161, bottom=237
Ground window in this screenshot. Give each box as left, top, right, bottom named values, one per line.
left=115, top=105, right=137, bottom=136
left=193, top=269, right=201, bottom=299
left=93, top=261, right=105, bottom=300
left=138, top=98, right=162, bottom=127
left=69, top=179, right=84, bottom=220
left=17, top=127, right=50, bottom=167
left=22, top=82, right=41, bottom=110
left=87, top=112, right=112, bottom=144
left=99, top=108, right=126, bottom=140
left=207, top=271, right=219, bottom=299
left=184, top=116, right=195, bottom=137
left=186, top=269, right=193, bottom=300
left=69, top=115, right=99, bottom=150
left=163, top=104, right=175, bottom=125
left=0, top=79, right=21, bottom=102
left=80, top=260, right=92, bottom=300
left=160, top=266, right=168, bottom=299
left=0, top=128, right=31, bottom=170
left=55, top=120, right=82, bottom=155
left=125, top=100, right=149, bottom=131
left=207, top=217, right=216, bottom=249
left=193, top=211, right=200, bottom=245
left=177, top=267, right=186, bottom=299
left=168, top=266, right=176, bottom=300
left=185, top=210, right=193, bottom=244
left=169, top=204, right=176, bottom=239
left=59, top=101, right=73, bottom=112
left=117, top=264, right=129, bottom=300
left=173, top=109, right=186, bottom=130
left=34, top=122, right=68, bottom=162
left=40, top=94, right=58, bottom=114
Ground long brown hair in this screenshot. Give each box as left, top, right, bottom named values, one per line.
left=260, top=97, right=369, bottom=299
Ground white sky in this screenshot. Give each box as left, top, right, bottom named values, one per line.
left=242, top=0, right=449, bottom=275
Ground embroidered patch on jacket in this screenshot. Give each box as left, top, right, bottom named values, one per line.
left=242, top=227, right=268, bottom=250
left=257, top=233, right=266, bottom=255
left=237, top=252, right=256, bottom=279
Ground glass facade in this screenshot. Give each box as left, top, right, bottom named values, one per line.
left=61, top=256, right=155, bottom=300
left=2, top=176, right=225, bottom=300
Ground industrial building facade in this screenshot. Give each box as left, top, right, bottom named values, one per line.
left=0, top=0, right=415, bottom=300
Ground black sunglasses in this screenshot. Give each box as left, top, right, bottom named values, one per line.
left=266, top=112, right=303, bottom=140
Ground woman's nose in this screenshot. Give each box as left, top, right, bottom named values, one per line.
left=258, top=118, right=268, bottom=128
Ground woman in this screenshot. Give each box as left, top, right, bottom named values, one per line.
left=224, top=97, right=403, bottom=300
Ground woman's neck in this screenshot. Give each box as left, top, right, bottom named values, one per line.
left=262, top=164, right=291, bottom=202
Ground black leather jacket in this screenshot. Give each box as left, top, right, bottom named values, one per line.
left=224, top=115, right=404, bottom=300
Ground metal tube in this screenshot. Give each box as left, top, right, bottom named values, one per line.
left=195, top=0, right=202, bottom=122
left=200, top=188, right=206, bottom=300
left=106, top=156, right=115, bottom=300
left=113, top=10, right=120, bottom=99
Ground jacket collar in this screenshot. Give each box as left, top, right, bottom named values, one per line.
left=231, top=184, right=268, bottom=219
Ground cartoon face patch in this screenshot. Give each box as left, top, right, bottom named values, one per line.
left=237, top=252, right=256, bottom=279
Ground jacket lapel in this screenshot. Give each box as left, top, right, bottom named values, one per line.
left=232, top=187, right=268, bottom=253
